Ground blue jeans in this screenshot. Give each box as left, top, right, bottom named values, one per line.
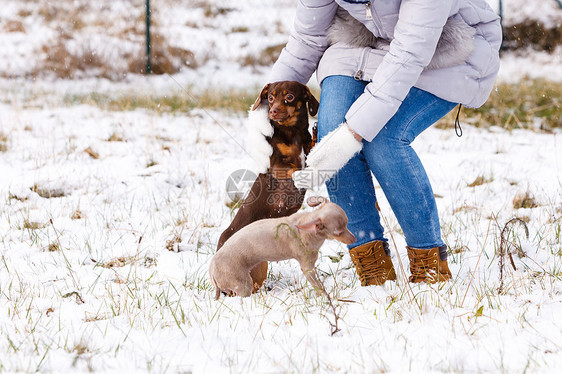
left=318, top=75, right=457, bottom=249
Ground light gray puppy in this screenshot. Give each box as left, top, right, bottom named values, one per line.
left=209, top=197, right=356, bottom=299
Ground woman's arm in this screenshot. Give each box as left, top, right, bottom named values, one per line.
left=268, top=0, right=338, bottom=84
left=345, top=0, right=453, bottom=141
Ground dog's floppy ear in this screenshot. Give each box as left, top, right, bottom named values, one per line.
left=304, top=86, right=319, bottom=116
left=296, top=218, right=324, bottom=234
left=252, top=84, right=270, bottom=111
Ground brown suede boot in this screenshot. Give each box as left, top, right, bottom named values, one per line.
left=349, top=241, right=396, bottom=286
left=407, top=246, right=452, bottom=284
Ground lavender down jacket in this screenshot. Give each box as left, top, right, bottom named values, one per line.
left=268, top=0, right=502, bottom=141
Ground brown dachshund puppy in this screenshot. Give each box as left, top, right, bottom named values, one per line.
left=259, top=81, right=318, bottom=179
left=216, top=81, right=319, bottom=293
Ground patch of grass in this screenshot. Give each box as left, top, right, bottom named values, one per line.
left=18, top=2, right=198, bottom=79
left=453, top=205, right=478, bottom=215
left=64, top=88, right=258, bottom=113
left=513, top=191, right=539, bottom=209
left=436, top=79, right=561, bottom=131
left=231, top=26, right=249, bottom=33
left=0, top=132, right=8, bottom=152
left=203, top=5, right=234, bottom=18
left=107, top=132, right=125, bottom=142
left=23, top=220, right=46, bottom=230
left=35, top=37, right=108, bottom=79
left=71, top=210, right=84, bottom=220
left=127, top=33, right=197, bottom=75
left=468, top=175, right=493, bottom=187
left=60, top=79, right=554, bottom=130
left=44, top=243, right=60, bottom=252
left=166, top=235, right=182, bottom=252
left=31, top=184, right=66, bottom=199
left=8, top=192, right=28, bottom=202
left=502, top=20, right=562, bottom=53
left=241, top=44, right=285, bottom=67
left=3, top=20, right=25, bottom=33
left=100, top=256, right=136, bottom=269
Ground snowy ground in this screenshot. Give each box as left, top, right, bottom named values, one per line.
left=1, top=77, right=561, bottom=372
left=1, top=0, right=561, bottom=373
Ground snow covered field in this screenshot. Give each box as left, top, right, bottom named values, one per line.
left=0, top=0, right=561, bottom=373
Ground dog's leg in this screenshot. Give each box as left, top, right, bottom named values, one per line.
left=209, top=269, right=222, bottom=300
left=233, top=273, right=254, bottom=298
left=299, top=258, right=325, bottom=296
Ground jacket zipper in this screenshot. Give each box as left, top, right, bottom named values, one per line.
left=365, top=1, right=384, bottom=38
left=354, top=47, right=370, bottom=81
left=365, top=2, right=373, bottom=20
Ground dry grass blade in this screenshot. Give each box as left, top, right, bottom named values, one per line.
left=84, top=147, right=100, bottom=159
left=461, top=218, right=492, bottom=307
left=315, top=279, right=342, bottom=336
left=62, top=291, right=85, bottom=304
left=498, top=218, right=530, bottom=294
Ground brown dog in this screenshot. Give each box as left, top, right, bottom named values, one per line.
left=216, top=81, right=319, bottom=293
left=210, top=197, right=356, bottom=298
left=257, top=81, right=318, bottom=180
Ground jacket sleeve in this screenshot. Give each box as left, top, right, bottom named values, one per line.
left=268, top=0, right=338, bottom=84
left=345, top=0, right=454, bottom=142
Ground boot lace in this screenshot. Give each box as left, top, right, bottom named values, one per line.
left=409, top=250, right=439, bottom=282
left=351, top=244, right=391, bottom=284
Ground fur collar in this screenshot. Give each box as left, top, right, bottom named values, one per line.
left=327, top=8, right=475, bottom=70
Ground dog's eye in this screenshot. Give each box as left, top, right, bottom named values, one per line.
left=268, top=94, right=274, bottom=103
left=334, top=231, right=342, bottom=236
left=285, top=94, right=295, bottom=102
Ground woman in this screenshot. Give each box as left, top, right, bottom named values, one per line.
left=266, top=0, right=501, bottom=286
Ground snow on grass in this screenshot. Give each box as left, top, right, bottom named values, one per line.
left=0, top=78, right=561, bottom=372
left=0, top=0, right=561, bottom=372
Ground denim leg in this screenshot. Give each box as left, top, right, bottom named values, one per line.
left=362, top=87, right=457, bottom=249
left=317, top=76, right=386, bottom=248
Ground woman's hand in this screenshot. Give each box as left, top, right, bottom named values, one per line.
left=348, top=126, right=363, bottom=142
left=292, top=123, right=363, bottom=189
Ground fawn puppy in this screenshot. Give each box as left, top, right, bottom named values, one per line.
left=210, top=197, right=355, bottom=299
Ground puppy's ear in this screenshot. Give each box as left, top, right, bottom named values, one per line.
left=252, top=84, right=270, bottom=111
left=304, top=87, right=319, bottom=116
left=296, top=218, right=323, bottom=234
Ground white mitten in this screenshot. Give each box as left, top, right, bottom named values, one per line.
left=293, top=124, right=363, bottom=189
left=247, top=105, right=274, bottom=173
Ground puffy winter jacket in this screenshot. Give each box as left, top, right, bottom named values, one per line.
left=268, top=0, right=502, bottom=141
